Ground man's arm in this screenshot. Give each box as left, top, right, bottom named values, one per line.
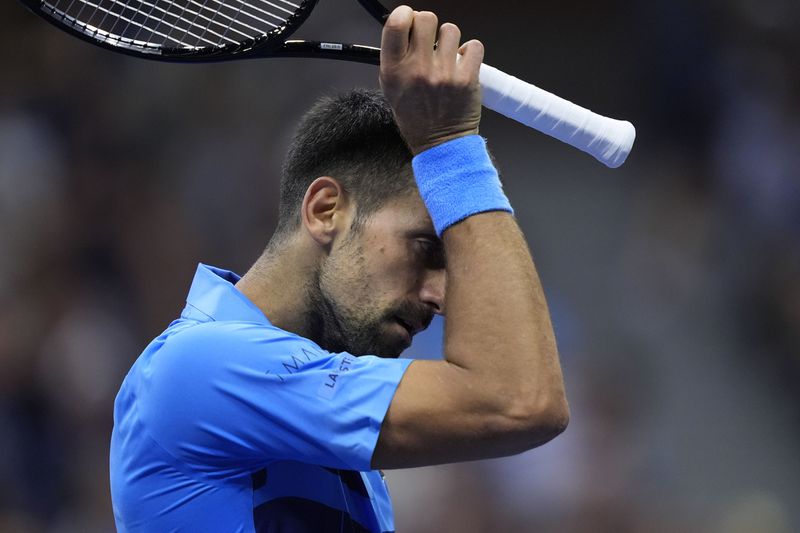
left=372, top=6, right=569, bottom=469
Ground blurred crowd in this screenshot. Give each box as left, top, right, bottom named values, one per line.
left=1, top=0, right=798, bottom=531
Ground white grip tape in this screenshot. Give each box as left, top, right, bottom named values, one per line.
left=479, top=63, right=636, bottom=168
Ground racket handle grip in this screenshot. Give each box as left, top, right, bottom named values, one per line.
left=479, top=63, right=635, bottom=168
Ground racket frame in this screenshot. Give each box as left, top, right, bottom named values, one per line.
left=20, top=0, right=388, bottom=64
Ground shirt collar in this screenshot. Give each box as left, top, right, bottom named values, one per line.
left=183, top=263, right=271, bottom=324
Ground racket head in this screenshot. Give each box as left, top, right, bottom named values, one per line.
left=19, top=0, right=318, bottom=61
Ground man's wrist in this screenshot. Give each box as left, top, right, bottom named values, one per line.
left=408, top=129, right=480, bottom=156
left=412, top=135, right=514, bottom=237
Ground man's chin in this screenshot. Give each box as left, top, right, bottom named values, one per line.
left=372, top=349, right=404, bottom=359
left=377, top=335, right=412, bottom=358
left=352, top=344, right=405, bottom=359
left=343, top=325, right=410, bottom=358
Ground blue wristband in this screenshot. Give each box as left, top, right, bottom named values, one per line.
left=412, top=135, right=513, bottom=237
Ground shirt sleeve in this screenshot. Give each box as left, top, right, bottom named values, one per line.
left=137, top=321, right=412, bottom=478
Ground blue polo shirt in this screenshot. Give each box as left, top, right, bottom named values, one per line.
left=110, top=264, right=413, bottom=532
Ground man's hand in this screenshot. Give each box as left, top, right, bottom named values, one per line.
left=379, top=5, right=484, bottom=155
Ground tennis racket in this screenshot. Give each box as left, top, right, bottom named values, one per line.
left=20, top=0, right=636, bottom=167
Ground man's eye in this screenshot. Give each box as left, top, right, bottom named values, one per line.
left=415, top=239, right=434, bottom=255
left=415, top=239, right=445, bottom=269
left=416, top=239, right=433, bottom=252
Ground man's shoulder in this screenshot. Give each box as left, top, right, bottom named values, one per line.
left=127, top=319, right=337, bottom=418
left=156, top=318, right=329, bottom=367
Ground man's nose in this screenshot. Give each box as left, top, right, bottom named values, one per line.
left=419, top=268, right=446, bottom=315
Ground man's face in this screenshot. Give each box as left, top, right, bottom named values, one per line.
left=309, top=191, right=445, bottom=358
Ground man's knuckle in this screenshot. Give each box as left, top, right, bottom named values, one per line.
left=454, top=75, right=473, bottom=90
left=410, top=72, right=432, bottom=87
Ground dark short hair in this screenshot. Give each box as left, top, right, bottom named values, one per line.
left=274, top=89, right=414, bottom=238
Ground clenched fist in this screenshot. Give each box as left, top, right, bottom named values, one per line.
left=379, top=5, right=484, bottom=155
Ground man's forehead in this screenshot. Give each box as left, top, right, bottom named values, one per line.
left=381, top=192, right=436, bottom=234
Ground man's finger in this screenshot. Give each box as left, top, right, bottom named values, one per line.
left=457, top=39, right=484, bottom=80
left=435, top=22, right=461, bottom=69
left=408, top=11, right=438, bottom=57
left=381, top=5, right=414, bottom=64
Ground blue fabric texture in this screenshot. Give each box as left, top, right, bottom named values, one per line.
left=110, top=264, right=409, bottom=532
left=412, top=134, right=513, bottom=236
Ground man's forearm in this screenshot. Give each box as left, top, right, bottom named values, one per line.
left=443, top=211, right=569, bottom=440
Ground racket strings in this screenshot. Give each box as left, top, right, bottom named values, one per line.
left=43, top=0, right=301, bottom=51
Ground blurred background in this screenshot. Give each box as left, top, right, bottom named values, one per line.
left=1, top=0, right=799, bottom=531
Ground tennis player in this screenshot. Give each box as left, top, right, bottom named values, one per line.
left=110, top=6, right=569, bottom=532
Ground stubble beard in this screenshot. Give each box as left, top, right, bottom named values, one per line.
left=304, top=247, right=405, bottom=358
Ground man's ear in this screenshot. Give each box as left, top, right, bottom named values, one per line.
left=301, top=177, right=352, bottom=247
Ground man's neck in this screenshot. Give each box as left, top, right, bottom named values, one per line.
left=235, top=241, right=317, bottom=339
